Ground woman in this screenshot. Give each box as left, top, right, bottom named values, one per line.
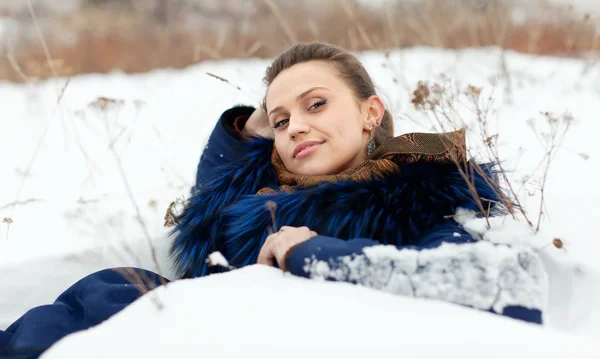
left=1, top=42, right=547, bottom=358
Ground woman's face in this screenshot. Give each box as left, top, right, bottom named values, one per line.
left=265, top=60, right=384, bottom=176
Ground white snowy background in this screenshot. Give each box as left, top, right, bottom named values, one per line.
left=1, top=0, right=600, bottom=355
left=0, top=46, right=599, bottom=358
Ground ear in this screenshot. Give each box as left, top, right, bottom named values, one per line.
left=362, top=95, right=385, bottom=131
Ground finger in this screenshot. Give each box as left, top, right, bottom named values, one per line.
left=257, top=248, right=275, bottom=266
left=275, top=252, right=286, bottom=271
left=272, top=239, right=292, bottom=271
left=257, top=238, right=275, bottom=266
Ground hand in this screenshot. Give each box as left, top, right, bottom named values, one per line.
left=257, top=226, right=318, bottom=271
left=243, top=107, right=273, bottom=139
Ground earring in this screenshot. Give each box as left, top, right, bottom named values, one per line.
left=367, top=130, right=376, bottom=156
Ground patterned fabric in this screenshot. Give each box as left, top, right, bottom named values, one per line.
left=173, top=133, right=501, bottom=278
left=257, top=129, right=466, bottom=194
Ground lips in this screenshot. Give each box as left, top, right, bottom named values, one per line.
left=293, top=140, right=324, bottom=159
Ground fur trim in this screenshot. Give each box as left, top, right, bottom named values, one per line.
left=170, top=138, right=276, bottom=278
left=170, top=138, right=501, bottom=278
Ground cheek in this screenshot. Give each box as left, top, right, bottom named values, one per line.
left=328, top=110, right=364, bottom=144
left=274, top=137, right=297, bottom=169
left=274, top=138, right=288, bottom=158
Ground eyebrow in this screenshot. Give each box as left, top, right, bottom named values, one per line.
left=268, top=86, right=329, bottom=117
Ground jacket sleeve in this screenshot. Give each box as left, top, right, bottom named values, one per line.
left=0, top=268, right=168, bottom=358
left=192, top=105, right=256, bottom=195
left=285, top=220, right=547, bottom=324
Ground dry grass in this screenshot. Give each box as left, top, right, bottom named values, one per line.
left=1, top=0, right=599, bottom=82
left=409, top=75, right=575, bottom=242
left=1, top=0, right=577, bottom=310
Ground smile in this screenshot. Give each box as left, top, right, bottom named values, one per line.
left=293, top=141, right=324, bottom=159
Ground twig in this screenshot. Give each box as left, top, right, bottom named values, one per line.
left=66, top=202, right=166, bottom=308
left=95, top=101, right=167, bottom=284
left=384, top=4, right=400, bottom=48
left=340, top=0, right=375, bottom=49
left=409, top=77, right=544, bottom=231
left=9, top=0, right=78, bottom=230
left=27, top=0, right=57, bottom=79
left=500, top=50, right=513, bottom=104
left=110, top=231, right=166, bottom=299
left=9, top=110, right=60, bottom=214
left=6, top=41, right=31, bottom=82
left=205, top=72, right=259, bottom=104
left=243, top=41, right=263, bottom=58
left=533, top=111, right=573, bottom=232
left=109, top=249, right=165, bottom=310
left=9, top=1, right=72, bottom=216
left=0, top=199, right=41, bottom=211
left=148, top=124, right=192, bottom=188
left=68, top=113, right=102, bottom=182
left=265, top=200, right=278, bottom=234
left=195, top=45, right=224, bottom=60
left=262, top=0, right=298, bottom=45
left=57, top=77, right=71, bottom=105
left=465, top=83, right=533, bottom=225
left=3, top=218, right=13, bottom=241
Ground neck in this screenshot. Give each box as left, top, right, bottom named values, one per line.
left=340, top=131, right=371, bottom=172
left=339, top=151, right=368, bottom=174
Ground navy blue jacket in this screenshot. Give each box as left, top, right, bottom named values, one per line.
left=1, top=106, right=546, bottom=359
left=0, top=268, right=166, bottom=359
left=192, top=105, right=255, bottom=195
left=174, top=106, right=546, bottom=322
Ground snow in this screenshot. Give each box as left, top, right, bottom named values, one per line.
left=303, top=241, right=548, bottom=314
left=1, top=46, right=600, bottom=356
left=207, top=251, right=233, bottom=269
left=43, top=266, right=597, bottom=359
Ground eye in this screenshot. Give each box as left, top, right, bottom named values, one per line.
left=309, top=99, right=327, bottom=111
left=273, top=118, right=289, bottom=129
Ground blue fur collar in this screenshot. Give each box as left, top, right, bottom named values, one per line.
left=170, top=138, right=500, bottom=278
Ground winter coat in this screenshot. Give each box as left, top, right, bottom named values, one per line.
left=175, top=105, right=547, bottom=323
left=0, top=106, right=547, bottom=359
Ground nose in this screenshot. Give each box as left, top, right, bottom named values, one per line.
left=286, top=114, right=310, bottom=139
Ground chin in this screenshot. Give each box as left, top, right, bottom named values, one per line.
left=291, top=160, right=339, bottom=176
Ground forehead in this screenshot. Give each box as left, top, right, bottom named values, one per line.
left=265, top=61, right=348, bottom=109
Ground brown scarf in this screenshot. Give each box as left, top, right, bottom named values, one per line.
left=257, top=129, right=467, bottom=195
